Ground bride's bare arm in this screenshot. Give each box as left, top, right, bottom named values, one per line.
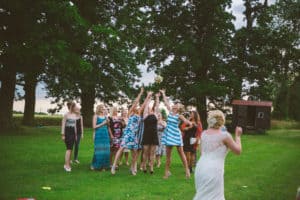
left=223, top=127, right=242, bottom=155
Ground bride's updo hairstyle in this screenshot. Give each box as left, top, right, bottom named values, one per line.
left=207, top=110, right=225, bottom=129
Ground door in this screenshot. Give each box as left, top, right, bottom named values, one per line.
left=237, top=105, right=247, bottom=127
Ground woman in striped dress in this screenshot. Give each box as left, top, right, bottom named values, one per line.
left=160, top=89, right=192, bottom=179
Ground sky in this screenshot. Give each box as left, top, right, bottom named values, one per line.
left=13, top=0, right=272, bottom=114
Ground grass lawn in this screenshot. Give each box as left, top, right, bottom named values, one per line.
left=0, top=126, right=299, bottom=200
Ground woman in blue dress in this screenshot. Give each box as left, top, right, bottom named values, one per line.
left=111, top=88, right=152, bottom=176
left=91, top=104, right=113, bottom=171
left=160, top=89, right=192, bottom=179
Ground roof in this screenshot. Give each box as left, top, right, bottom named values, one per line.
left=232, top=100, right=273, bottom=107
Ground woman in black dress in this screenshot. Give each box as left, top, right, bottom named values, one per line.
left=141, top=92, right=160, bottom=174
left=182, top=110, right=202, bottom=173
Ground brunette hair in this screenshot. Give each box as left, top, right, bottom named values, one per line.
left=69, top=102, right=76, bottom=113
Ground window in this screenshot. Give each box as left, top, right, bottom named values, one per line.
left=257, top=112, right=264, bottom=119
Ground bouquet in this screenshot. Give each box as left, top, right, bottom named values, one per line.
left=154, top=75, right=163, bottom=84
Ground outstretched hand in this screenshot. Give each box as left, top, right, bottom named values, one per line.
left=235, top=127, right=243, bottom=137
left=159, top=89, right=166, bottom=95
left=140, top=87, right=144, bottom=94
left=147, top=91, right=153, bottom=96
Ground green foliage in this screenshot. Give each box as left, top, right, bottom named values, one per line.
left=44, top=1, right=147, bottom=112
left=142, top=0, right=235, bottom=116
left=160, top=108, right=167, bottom=120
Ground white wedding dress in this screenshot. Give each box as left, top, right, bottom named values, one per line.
left=193, top=130, right=232, bottom=200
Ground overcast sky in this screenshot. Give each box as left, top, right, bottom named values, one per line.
left=14, top=0, right=273, bottom=113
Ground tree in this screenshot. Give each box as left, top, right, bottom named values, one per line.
left=0, top=0, right=90, bottom=129
left=245, top=0, right=299, bottom=118
left=44, top=1, right=148, bottom=126
left=143, top=0, right=235, bottom=121
left=288, top=75, right=300, bottom=121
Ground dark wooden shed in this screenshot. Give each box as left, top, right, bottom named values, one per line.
left=232, top=100, right=273, bottom=132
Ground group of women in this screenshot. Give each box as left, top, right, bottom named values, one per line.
left=61, top=88, right=203, bottom=179
left=61, top=87, right=244, bottom=199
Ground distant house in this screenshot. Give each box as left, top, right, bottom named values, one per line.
left=232, top=100, right=273, bottom=132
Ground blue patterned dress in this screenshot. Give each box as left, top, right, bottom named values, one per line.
left=91, top=116, right=110, bottom=169
left=121, top=115, right=141, bottom=150
left=161, top=113, right=183, bottom=146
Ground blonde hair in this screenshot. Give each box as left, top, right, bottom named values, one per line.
left=207, top=110, right=225, bottom=129
left=111, top=106, right=118, bottom=116
left=177, top=103, right=185, bottom=114
left=96, top=104, right=105, bottom=115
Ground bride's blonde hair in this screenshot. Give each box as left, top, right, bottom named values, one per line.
left=207, top=110, right=225, bottom=129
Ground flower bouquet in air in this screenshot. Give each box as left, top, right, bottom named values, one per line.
left=150, top=75, right=163, bottom=93
left=154, top=75, right=163, bottom=84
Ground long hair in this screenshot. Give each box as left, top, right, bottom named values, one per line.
left=69, top=102, right=76, bottom=113
left=95, top=104, right=105, bottom=115
left=191, top=110, right=201, bottom=125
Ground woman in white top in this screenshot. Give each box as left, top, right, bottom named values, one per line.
left=61, top=102, right=82, bottom=172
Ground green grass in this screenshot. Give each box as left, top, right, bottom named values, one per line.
left=0, top=127, right=299, bottom=200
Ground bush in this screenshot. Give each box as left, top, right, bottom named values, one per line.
left=13, top=114, right=62, bottom=126
left=271, top=120, right=300, bottom=130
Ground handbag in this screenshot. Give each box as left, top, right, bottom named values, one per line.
left=190, top=137, right=200, bottom=145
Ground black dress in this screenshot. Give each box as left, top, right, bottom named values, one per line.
left=183, top=125, right=197, bottom=153
left=142, top=114, right=159, bottom=145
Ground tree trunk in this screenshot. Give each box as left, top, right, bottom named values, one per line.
left=81, top=86, right=95, bottom=128
left=196, top=95, right=207, bottom=128
left=244, top=0, right=253, bottom=31
left=22, top=72, right=38, bottom=126
left=0, top=71, right=17, bottom=131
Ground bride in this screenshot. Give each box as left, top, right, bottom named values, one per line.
left=194, top=110, right=243, bottom=200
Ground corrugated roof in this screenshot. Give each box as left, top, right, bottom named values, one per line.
left=232, top=100, right=273, bottom=107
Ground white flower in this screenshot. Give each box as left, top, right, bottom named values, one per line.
left=154, top=75, right=163, bottom=84
left=207, top=117, right=217, bottom=128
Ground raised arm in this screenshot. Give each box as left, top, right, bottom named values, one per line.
left=160, top=89, right=171, bottom=112
left=223, top=127, right=242, bottom=155
left=129, top=87, right=144, bottom=115
left=142, top=91, right=153, bottom=118
left=154, top=93, right=160, bottom=115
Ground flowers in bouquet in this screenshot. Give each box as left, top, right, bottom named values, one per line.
left=154, top=75, right=163, bottom=84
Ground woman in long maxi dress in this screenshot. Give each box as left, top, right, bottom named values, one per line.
left=194, top=110, right=243, bottom=200
left=91, top=104, right=113, bottom=171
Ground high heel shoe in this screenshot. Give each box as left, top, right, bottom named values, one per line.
left=64, top=165, right=71, bottom=172
left=131, top=169, right=137, bottom=176
left=111, top=165, right=116, bottom=175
